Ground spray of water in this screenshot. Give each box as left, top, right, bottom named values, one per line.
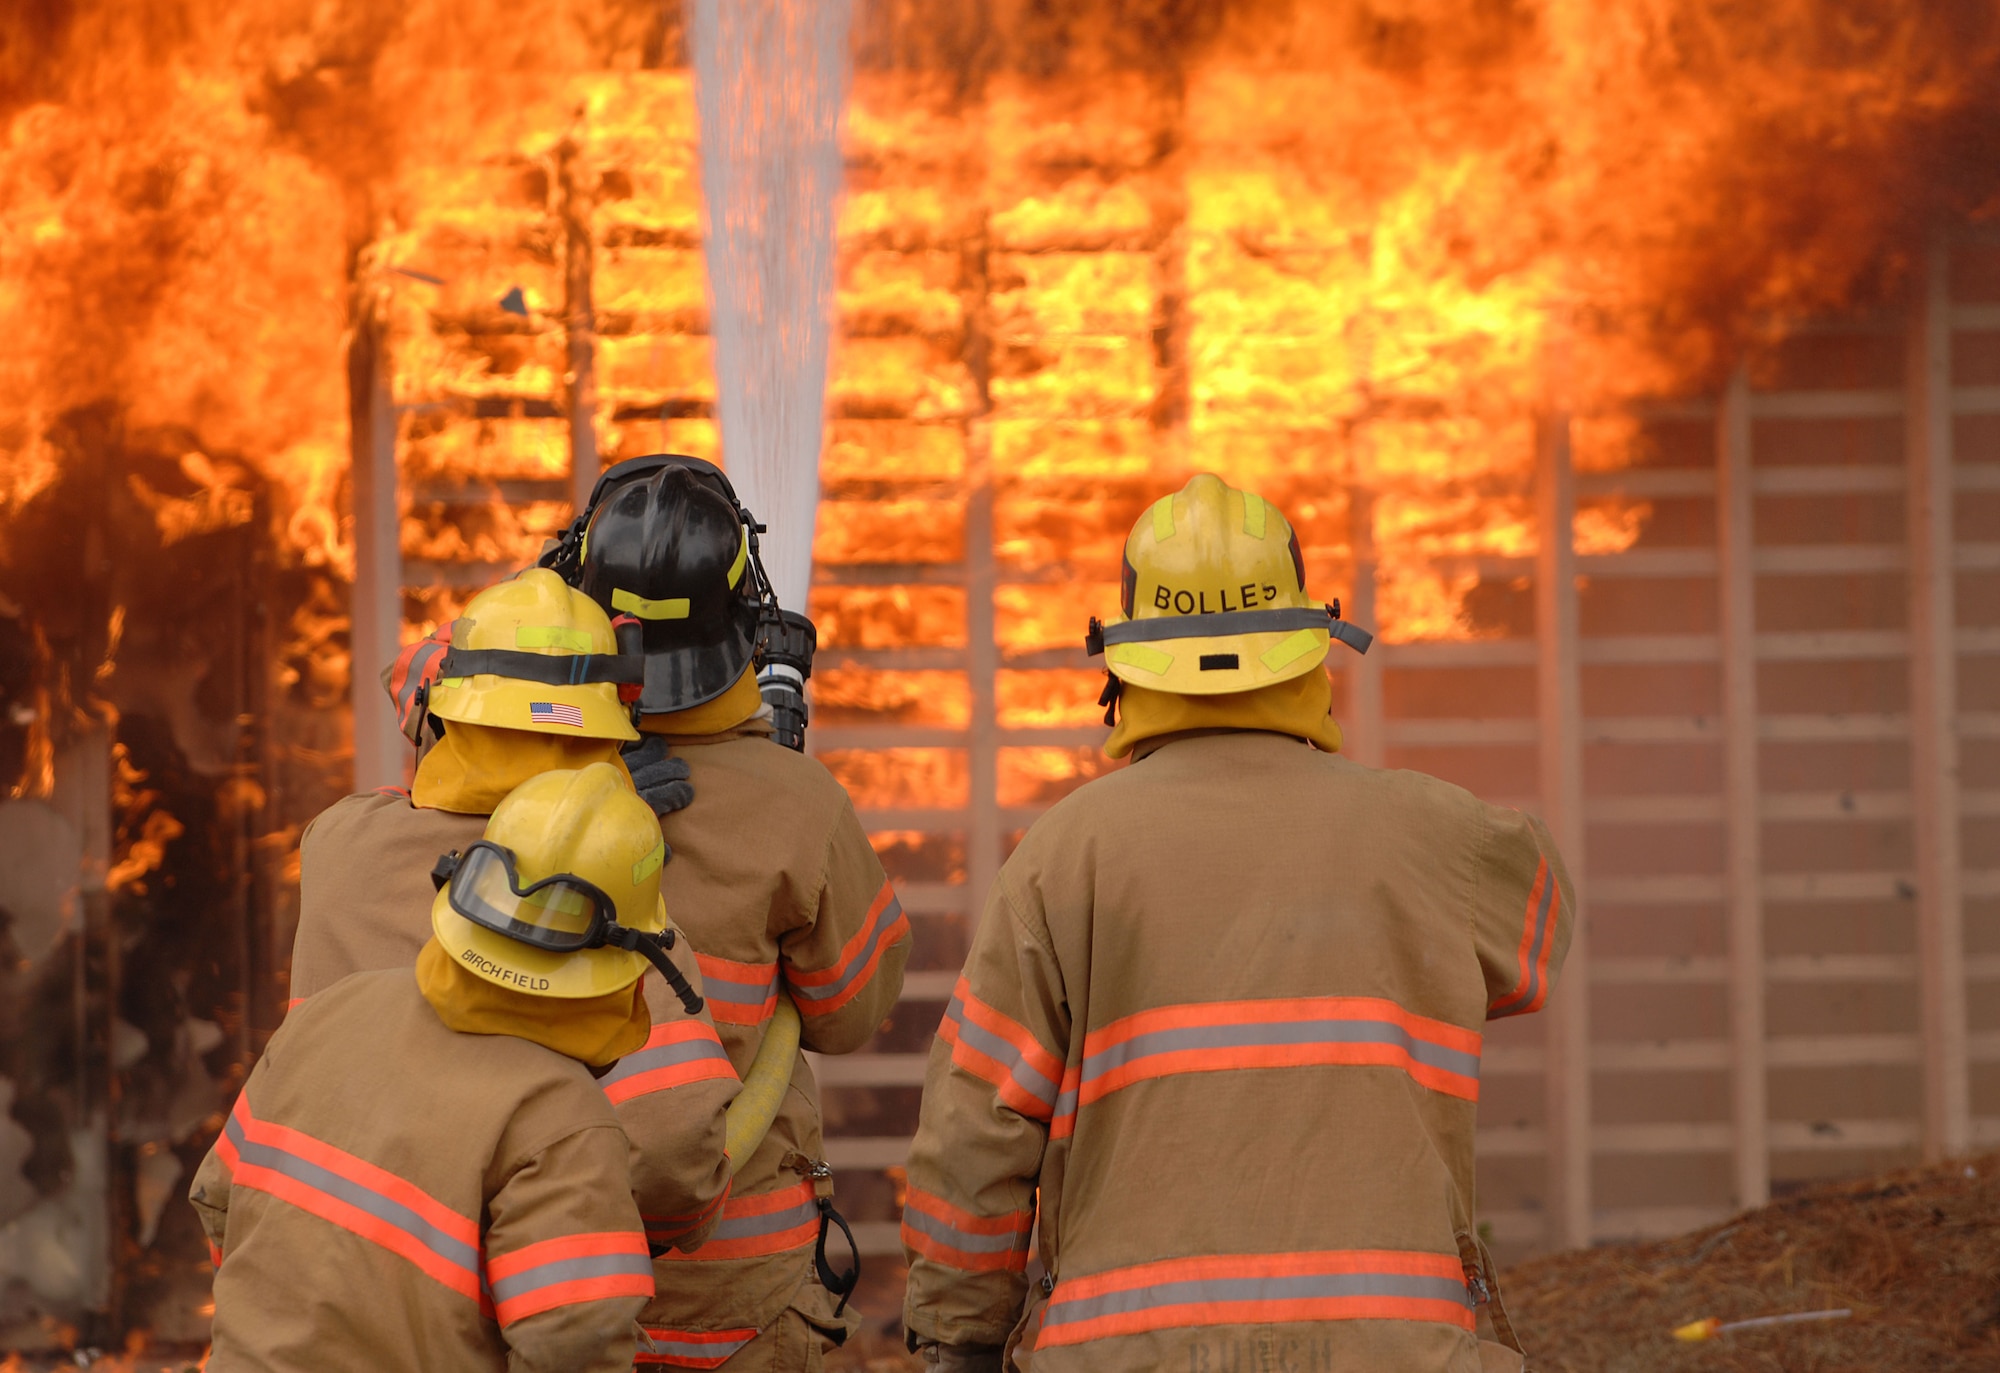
left=691, top=0, right=852, bottom=614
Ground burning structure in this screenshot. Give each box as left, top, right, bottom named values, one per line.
left=3, top=0, right=2000, bottom=1354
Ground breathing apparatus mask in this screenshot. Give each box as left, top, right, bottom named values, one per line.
left=542, top=454, right=817, bottom=750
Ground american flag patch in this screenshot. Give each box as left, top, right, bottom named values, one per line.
left=529, top=701, right=585, bottom=729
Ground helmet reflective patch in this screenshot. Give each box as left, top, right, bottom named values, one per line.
left=1242, top=491, right=1266, bottom=539
left=611, top=587, right=692, bottom=620
left=632, top=840, right=666, bottom=886
left=1150, top=496, right=1175, bottom=543
left=1259, top=629, right=1324, bottom=673
left=727, top=526, right=749, bottom=588
left=1107, top=642, right=1173, bottom=676
left=517, top=625, right=594, bottom=651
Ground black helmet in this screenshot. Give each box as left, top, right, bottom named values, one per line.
left=568, top=456, right=763, bottom=714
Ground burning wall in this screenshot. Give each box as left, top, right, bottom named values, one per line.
left=4, top=0, right=2000, bottom=1351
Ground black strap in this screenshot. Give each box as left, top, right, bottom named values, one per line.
left=814, top=1198, right=860, bottom=1326
left=435, top=647, right=644, bottom=686
left=1090, top=607, right=1375, bottom=656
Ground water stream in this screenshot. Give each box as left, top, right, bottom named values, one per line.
left=691, top=0, right=852, bottom=613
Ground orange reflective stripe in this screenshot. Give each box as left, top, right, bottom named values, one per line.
left=660, top=1180, right=816, bottom=1262
left=487, top=1230, right=653, bottom=1326
left=1489, top=856, right=1557, bottom=1018
left=694, top=952, right=778, bottom=1026
left=207, top=1238, right=222, bottom=1269
left=636, top=1324, right=759, bottom=1368
left=221, top=1095, right=486, bottom=1305
left=644, top=1177, right=731, bottom=1249
left=1038, top=1250, right=1475, bottom=1348
left=938, top=976, right=1062, bottom=1121
left=788, top=880, right=909, bottom=1017
left=602, top=1019, right=736, bottom=1104
left=1051, top=996, right=1481, bottom=1137
left=901, top=1184, right=1033, bottom=1274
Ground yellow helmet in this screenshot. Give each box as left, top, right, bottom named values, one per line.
left=425, top=569, right=640, bottom=742
left=1088, top=473, right=1371, bottom=696
left=430, top=763, right=670, bottom=998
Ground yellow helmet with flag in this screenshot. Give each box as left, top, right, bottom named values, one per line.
left=1087, top=473, right=1372, bottom=696
left=424, top=569, right=640, bottom=741
left=430, top=762, right=671, bottom=999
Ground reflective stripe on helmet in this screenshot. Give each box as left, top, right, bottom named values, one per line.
left=516, top=625, right=595, bottom=652
left=726, top=525, right=749, bottom=588
left=1095, top=606, right=1373, bottom=656
left=612, top=587, right=692, bottom=620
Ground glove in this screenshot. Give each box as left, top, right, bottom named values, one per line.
left=623, top=735, right=695, bottom=817
left=917, top=1344, right=1004, bottom=1373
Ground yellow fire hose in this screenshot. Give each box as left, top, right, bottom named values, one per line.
left=723, top=994, right=801, bottom=1176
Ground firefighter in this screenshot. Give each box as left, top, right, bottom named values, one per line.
left=192, top=763, right=736, bottom=1373
left=546, top=454, right=912, bottom=1369
left=899, top=474, right=1574, bottom=1373
left=287, top=568, right=738, bottom=1256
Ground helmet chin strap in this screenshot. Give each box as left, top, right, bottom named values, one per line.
left=603, top=925, right=705, bottom=1016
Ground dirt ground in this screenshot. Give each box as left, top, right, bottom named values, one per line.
left=1503, top=1152, right=2000, bottom=1372
left=833, top=1153, right=2000, bottom=1372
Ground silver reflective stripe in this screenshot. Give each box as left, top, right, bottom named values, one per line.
left=1099, top=608, right=1332, bottom=644
left=1045, top=1271, right=1474, bottom=1329
left=488, top=1250, right=654, bottom=1304
left=1080, top=1018, right=1480, bottom=1087
left=602, top=1036, right=730, bottom=1087
left=902, top=1206, right=1029, bottom=1255
left=945, top=991, right=1060, bottom=1109
left=223, top=1115, right=481, bottom=1277
left=700, top=966, right=776, bottom=1007
left=790, top=895, right=904, bottom=1003
left=641, top=1331, right=754, bottom=1361
left=712, top=1197, right=817, bottom=1241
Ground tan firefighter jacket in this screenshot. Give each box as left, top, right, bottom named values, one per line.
left=634, top=719, right=910, bottom=1357
left=287, top=789, right=736, bottom=1255
left=902, top=731, right=1574, bottom=1373
left=190, top=968, right=654, bottom=1373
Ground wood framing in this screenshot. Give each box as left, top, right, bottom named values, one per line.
left=1535, top=414, right=1592, bottom=1248
left=1344, top=483, right=1385, bottom=768
left=1716, top=365, right=1771, bottom=1207
left=1906, top=234, right=1972, bottom=1157
left=346, top=301, right=405, bottom=793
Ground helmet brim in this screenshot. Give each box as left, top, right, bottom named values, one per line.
left=426, top=677, right=639, bottom=741
left=635, top=617, right=759, bottom=715
left=1103, top=621, right=1330, bottom=696
left=430, top=886, right=661, bottom=999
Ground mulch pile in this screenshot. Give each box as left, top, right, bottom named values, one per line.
left=1504, top=1152, right=2000, bottom=1372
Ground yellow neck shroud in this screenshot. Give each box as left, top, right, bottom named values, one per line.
left=412, top=720, right=628, bottom=815
left=416, top=937, right=649, bottom=1067
left=1105, top=666, right=1343, bottom=760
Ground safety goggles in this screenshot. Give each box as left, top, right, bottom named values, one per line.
left=431, top=842, right=705, bottom=1013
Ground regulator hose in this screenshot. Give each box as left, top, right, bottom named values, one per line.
left=724, top=995, right=802, bottom=1175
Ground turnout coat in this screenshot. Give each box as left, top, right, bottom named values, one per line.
left=631, top=719, right=911, bottom=1363
left=901, top=730, right=1574, bottom=1373
left=191, top=969, right=655, bottom=1373
left=288, top=792, right=737, bottom=1258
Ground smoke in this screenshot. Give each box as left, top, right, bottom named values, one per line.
left=692, top=0, right=853, bottom=612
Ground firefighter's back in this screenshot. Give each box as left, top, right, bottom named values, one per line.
left=195, top=968, right=653, bottom=1373
left=637, top=724, right=910, bottom=1356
